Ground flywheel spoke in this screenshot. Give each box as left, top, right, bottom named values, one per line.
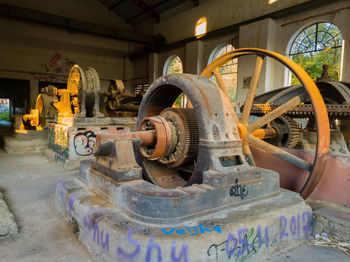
left=248, top=135, right=313, bottom=171
left=241, top=55, right=264, bottom=125
left=247, top=96, right=301, bottom=132
left=242, top=143, right=255, bottom=165
left=213, top=67, right=230, bottom=97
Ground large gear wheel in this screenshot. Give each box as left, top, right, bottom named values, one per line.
left=266, top=116, right=302, bottom=148
left=159, top=108, right=199, bottom=167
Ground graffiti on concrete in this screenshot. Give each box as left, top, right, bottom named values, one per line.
left=54, top=125, right=69, bottom=148
left=83, top=209, right=110, bottom=252
left=73, top=130, right=96, bottom=156
left=49, top=124, right=69, bottom=161
left=117, top=229, right=188, bottom=262
left=207, top=211, right=311, bottom=261
left=161, top=224, right=222, bottom=237
left=229, top=178, right=248, bottom=199
left=40, top=52, right=75, bottom=74
left=81, top=208, right=189, bottom=262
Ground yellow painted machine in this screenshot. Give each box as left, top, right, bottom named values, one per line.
left=51, top=64, right=142, bottom=125
left=17, top=85, right=58, bottom=132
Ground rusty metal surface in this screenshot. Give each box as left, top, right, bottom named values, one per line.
left=159, top=108, right=199, bottom=167
left=92, top=139, right=142, bottom=182
left=94, top=130, right=156, bottom=154
left=136, top=73, right=250, bottom=188
left=251, top=103, right=350, bottom=120
left=201, top=48, right=330, bottom=199
left=138, top=116, right=172, bottom=160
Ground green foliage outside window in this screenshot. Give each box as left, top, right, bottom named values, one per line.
left=167, top=56, right=183, bottom=106
left=289, top=22, right=342, bottom=85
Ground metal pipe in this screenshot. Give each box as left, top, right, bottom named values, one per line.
left=252, top=128, right=277, bottom=139
left=94, top=130, right=157, bottom=154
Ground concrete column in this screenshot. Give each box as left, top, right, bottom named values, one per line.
left=340, top=10, right=350, bottom=82
left=237, top=18, right=280, bottom=106
left=148, top=53, right=159, bottom=84
left=185, top=40, right=204, bottom=75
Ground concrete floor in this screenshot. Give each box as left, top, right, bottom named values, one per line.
left=0, top=153, right=348, bottom=262
left=0, top=152, right=93, bottom=262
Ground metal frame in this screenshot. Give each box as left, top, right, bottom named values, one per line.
left=289, top=22, right=342, bottom=56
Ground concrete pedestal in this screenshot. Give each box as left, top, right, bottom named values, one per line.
left=45, top=118, right=136, bottom=170
left=56, top=163, right=312, bottom=262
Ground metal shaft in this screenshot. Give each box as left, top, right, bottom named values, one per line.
left=94, top=130, right=157, bottom=154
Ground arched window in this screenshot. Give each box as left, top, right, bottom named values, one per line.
left=163, top=56, right=185, bottom=107
left=163, top=56, right=183, bottom=75
left=288, top=22, right=343, bottom=85
left=208, top=44, right=238, bottom=105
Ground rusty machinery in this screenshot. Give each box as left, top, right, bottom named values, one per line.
left=100, top=79, right=142, bottom=117
left=249, top=81, right=350, bottom=149
left=87, top=72, right=283, bottom=224
left=51, top=65, right=142, bottom=123
left=200, top=48, right=330, bottom=199
left=18, top=85, right=58, bottom=131
left=55, top=50, right=322, bottom=261
left=89, top=48, right=330, bottom=202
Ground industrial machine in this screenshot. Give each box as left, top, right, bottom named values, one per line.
left=56, top=49, right=323, bottom=262
left=101, top=80, right=143, bottom=117
left=17, top=85, right=58, bottom=131
left=247, top=80, right=350, bottom=205
left=199, top=49, right=349, bottom=205
left=47, top=65, right=140, bottom=169
left=51, top=64, right=143, bottom=124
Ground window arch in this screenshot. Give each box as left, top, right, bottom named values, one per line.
left=287, top=22, right=343, bottom=85
left=163, top=55, right=183, bottom=75
left=208, top=43, right=238, bottom=105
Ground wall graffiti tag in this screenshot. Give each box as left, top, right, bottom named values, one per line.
left=207, top=212, right=311, bottom=261
left=229, top=178, right=248, bottom=199
left=161, top=224, right=222, bottom=237
left=73, top=130, right=96, bottom=156
left=40, top=52, right=75, bottom=74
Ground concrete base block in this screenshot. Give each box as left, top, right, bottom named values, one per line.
left=45, top=148, right=90, bottom=170
left=56, top=178, right=312, bottom=262
left=4, top=132, right=47, bottom=155
left=0, top=191, right=18, bottom=239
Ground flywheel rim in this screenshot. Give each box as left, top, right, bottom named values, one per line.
left=200, top=47, right=330, bottom=199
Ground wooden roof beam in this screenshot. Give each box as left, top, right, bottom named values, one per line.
left=131, top=0, right=160, bottom=23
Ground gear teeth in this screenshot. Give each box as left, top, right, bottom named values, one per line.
left=160, top=107, right=199, bottom=167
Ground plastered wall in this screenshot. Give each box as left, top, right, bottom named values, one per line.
left=0, top=0, right=140, bottom=108
left=154, top=0, right=309, bottom=44
left=143, top=0, right=350, bottom=106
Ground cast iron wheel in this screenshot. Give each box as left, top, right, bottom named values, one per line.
left=200, top=48, right=330, bottom=199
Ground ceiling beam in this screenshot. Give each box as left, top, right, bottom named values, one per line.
left=192, top=0, right=199, bottom=6
left=126, top=0, right=171, bottom=24
left=0, top=3, right=154, bottom=45
left=108, top=0, right=126, bottom=11
left=131, top=0, right=160, bottom=23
